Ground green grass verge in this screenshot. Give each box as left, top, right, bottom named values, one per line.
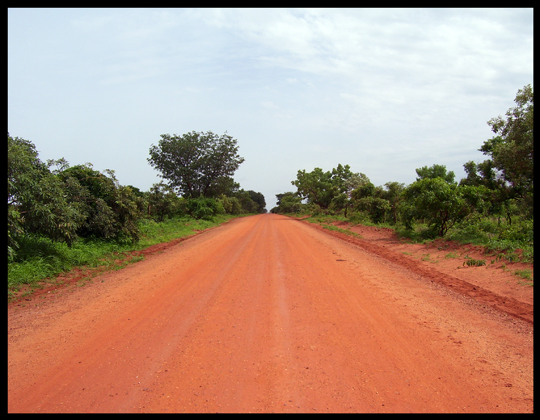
left=8, top=214, right=243, bottom=298
left=295, top=212, right=533, bottom=267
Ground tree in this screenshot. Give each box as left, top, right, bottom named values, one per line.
left=247, top=190, right=267, bottom=213
left=351, top=182, right=376, bottom=201
left=292, top=164, right=356, bottom=210
left=185, top=197, right=225, bottom=220
left=482, top=85, right=533, bottom=193
left=343, top=172, right=371, bottom=196
left=460, top=160, right=515, bottom=223
left=148, top=131, right=245, bottom=198
left=271, top=192, right=303, bottom=214
left=349, top=181, right=396, bottom=224
left=381, top=181, right=406, bottom=224
left=292, top=167, right=335, bottom=209
left=353, top=196, right=391, bottom=224
left=57, top=164, right=141, bottom=242
left=113, top=185, right=143, bottom=242
left=415, top=164, right=456, bottom=184
left=218, top=194, right=243, bottom=215
left=402, top=178, right=487, bottom=237
left=146, top=182, right=180, bottom=222
left=234, top=190, right=258, bottom=214
left=330, top=164, right=356, bottom=195
left=8, top=134, right=84, bottom=258
left=479, top=84, right=533, bottom=217
left=204, top=176, right=241, bottom=198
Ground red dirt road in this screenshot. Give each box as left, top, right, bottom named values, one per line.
left=8, top=214, right=533, bottom=413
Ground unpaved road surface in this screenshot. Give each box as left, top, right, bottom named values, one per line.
left=8, top=214, right=533, bottom=413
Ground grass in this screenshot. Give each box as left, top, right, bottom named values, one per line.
left=463, top=257, right=487, bottom=267
left=514, top=269, right=532, bottom=281
left=302, top=214, right=363, bottom=239
left=321, top=224, right=363, bottom=239
left=304, top=211, right=533, bottom=258
left=8, top=214, right=242, bottom=299
left=393, top=217, right=533, bottom=264
left=294, top=211, right=533, bottom=284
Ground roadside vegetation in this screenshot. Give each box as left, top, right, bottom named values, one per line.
left=8, top=85, right=532, bottom=295
left=271, top=85, right=533, bottom=273
left=8, top=214, right=241, bottom=299
left=8, top=130, right=266, bottom=297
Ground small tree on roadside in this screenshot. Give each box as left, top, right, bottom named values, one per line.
left=381, top=181, right=406, bottom=224
left=353, top=196, right=391, bottom=224
left=185, top=197, right=225, bottom=220
left=402, top=178, right=469, bottom=237
left=147, top=182, right=180, bottom=222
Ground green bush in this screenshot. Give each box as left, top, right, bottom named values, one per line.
left=497, top=218, right=533, bottom=243
left=446, top=221, right=492, bottom=245
left=185, top=197, right=224, bottom=220
left=353, top=196, right=391, bottom=224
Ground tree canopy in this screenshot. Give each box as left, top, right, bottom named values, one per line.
left=148, top=131, right=245, bottom=198
left=480, top=84, right=533, bottom=198
left=271, top=192, right=303, bottom=214
left=291, top=164, right=358, bottom=210
left=415, top=164, right=456, bottom=184
left=402, top=178, right=488, bottom=237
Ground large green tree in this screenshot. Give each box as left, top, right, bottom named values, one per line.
left=148, top=131, right=245, bottom=198
left=292, top=167, right=335, bottom=209
left=481, top=84, right=533, bottom=197
left=292, top=164, right=356, bottom=210
left=461, top=85, right=534, bottom=221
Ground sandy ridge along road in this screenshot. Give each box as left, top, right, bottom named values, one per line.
left=8, top=213, right=533, bottom=413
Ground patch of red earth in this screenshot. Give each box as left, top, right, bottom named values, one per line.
left=7, top=214, right=533, bottom=413
left=310, top=220, right=533, bottom=324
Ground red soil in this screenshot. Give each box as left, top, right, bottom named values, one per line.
left=8, top=214, right=533, bottom=413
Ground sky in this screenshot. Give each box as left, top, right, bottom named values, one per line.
left=8, top=8, right=533, bottom=209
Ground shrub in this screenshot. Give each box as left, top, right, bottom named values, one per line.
left=185, top=197, right=224, bottom=220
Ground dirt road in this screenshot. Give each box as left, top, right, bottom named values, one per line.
left=8, top=214, right=533, bottom=413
